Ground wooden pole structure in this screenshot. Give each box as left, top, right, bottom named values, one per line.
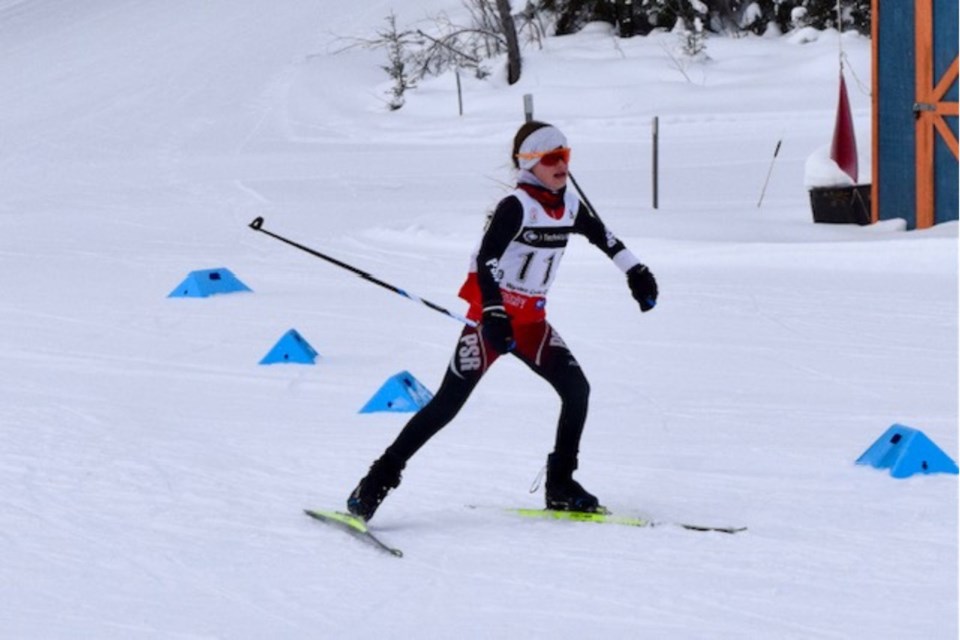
left=652, top=116, right=659, bottom=209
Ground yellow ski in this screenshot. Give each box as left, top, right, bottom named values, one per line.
left=508, top=508, right=746, bottom=534
left=304, top=509, right=403, bottom=557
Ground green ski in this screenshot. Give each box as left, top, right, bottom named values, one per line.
left=304, top=509, right=403, bottom=557
left=507, top=508, right=747, bottom=534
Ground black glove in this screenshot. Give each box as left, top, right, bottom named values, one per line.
left=626, top=264, right=658, bottom=312
left=481, top=306, right=515, bottom=354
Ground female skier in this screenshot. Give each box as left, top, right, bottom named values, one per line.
left=347, top=121, right=658, bottom=521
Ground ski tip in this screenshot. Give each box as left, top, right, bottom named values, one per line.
left=679, top=523, right=748, bottom=534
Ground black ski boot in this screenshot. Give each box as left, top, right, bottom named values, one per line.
left=544, top=452, right=600, bottom=512
left=346, top=452, right=405, bottom=521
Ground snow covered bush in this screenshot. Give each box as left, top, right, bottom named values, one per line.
left=379, top=13, right=417, bottom=111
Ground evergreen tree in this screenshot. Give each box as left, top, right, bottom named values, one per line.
left=538, top=0, right=870, bottom=37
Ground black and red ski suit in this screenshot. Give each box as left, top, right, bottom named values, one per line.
left=384, top=181, right=641, bottom=464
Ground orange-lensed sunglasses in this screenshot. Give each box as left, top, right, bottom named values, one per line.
left=516, top=147, right=571, bottom=167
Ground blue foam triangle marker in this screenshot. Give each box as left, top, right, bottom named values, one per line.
left=259, top=329, right=318, bottom=365
left=359, top=371, right=434, bottom=413
left=168, top=268, right=252, bottom=298
left=856, top=424, right=959, bottom=478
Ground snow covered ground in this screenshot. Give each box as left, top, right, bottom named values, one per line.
left=1, top=1, right=956, bottom=638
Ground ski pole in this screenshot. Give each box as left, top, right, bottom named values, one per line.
left=568, top=171, right=600, bottom=219
left=248, top=217, right=477, bottom=327
left=757, top=139, right=782, bottom=208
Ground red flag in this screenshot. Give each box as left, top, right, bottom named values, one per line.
left=830, top=71, right=858, bottom=182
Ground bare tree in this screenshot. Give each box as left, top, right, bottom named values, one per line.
left=495, top=0, right=522, bottom=84
left=337, top=1, right=528, bottom=110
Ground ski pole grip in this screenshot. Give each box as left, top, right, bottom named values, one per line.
left=249, top=216, right=264, bottom=230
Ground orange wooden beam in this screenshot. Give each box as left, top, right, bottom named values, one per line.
left=932, top=58, right=958, bottom=101
left=932, top=58, right=959, bottom=159
left=915, top=0, right=935, bottom=229
left=932, top=114, right=959, bottom=158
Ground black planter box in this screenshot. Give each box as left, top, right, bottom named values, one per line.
left=809, top=184, right=872, bottom=225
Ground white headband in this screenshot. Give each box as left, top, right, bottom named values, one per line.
left=517, top=126, right=568, bottom=170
